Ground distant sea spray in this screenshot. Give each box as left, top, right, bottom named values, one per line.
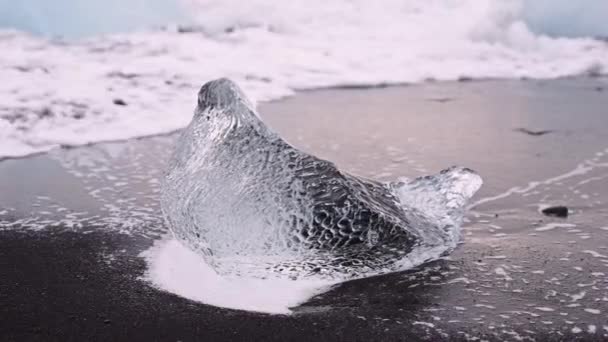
left=0, top=0, right=606, bottom=39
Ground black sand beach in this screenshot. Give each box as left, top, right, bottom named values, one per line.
left=1, top=78, right=608, bottom=341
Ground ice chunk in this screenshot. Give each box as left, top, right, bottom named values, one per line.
left=161, top=78, right=482, bottom=280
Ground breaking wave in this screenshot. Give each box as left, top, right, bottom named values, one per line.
left=1, top=0, right=607, bottom=159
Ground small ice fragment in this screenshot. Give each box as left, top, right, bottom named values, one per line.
left=584, top=308, right=601, bottom=315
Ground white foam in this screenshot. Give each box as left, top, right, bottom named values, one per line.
left=412, top=321, right=435, bottom=328
left=495, top=267, right=512, bottom=281
left=534, top=223, right=576, bottom=232
left=1, top=0, right=608, bottom=159
left=583, top=250, right=608, bottom=258
left=139, top=238, right=336, bottom=314
left=486, top=255, right=507, bottom=259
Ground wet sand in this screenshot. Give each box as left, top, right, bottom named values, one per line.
left=1, top=78, right=608, bottom=341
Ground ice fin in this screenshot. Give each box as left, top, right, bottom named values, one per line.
left=392, top=166, right=483, bottom=227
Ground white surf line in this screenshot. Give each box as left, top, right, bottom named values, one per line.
left=534, top=223, right=576, bottom=232
left=583, top=250, right=608, bottom=258
left=576, top=174, right=608, bottom=186
left=470, top=149, right=608, bottom=209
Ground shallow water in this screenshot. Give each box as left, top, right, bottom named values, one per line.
left=1, top=79, right=608, bottom=339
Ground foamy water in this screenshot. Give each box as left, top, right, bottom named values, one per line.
left=140, top=238, right=336, bottom=314
left=1, top=0, right=608, bottom=159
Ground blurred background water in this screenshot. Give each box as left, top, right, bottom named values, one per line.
left=0, top=0, right=187, bottom=38
left=522, top=0, right=608, bottom=38
left=0, top=0, right=606, bottom=39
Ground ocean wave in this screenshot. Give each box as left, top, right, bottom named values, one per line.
left=1, top=0, right=607, bottom=159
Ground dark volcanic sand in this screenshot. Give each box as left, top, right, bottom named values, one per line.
left=1, top=78, right=608, bottom=341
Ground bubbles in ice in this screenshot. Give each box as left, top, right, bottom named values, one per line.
left=161, top=78, right=482, bottom=280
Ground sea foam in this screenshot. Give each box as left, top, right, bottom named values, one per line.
left=1, top=0, right=607, bottom=159
left=140, top=238, right=335, bottom=314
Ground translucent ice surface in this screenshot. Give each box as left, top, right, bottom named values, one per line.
left=161, top=79, right=482, bottom=280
